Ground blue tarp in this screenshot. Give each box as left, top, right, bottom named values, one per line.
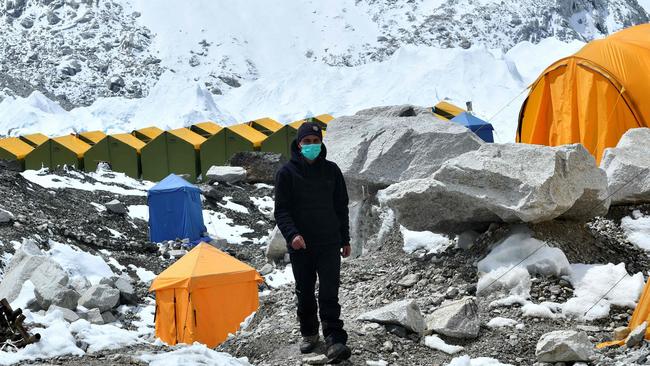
left=451, top=112, right=495, bottom=143
left=147, top=174, right=207, bottom=243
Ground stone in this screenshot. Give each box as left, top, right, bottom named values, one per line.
left=69, top=276, right=91, bottom=294
left=229, top=151, right=286, bottom=184
left=78, top=284, right=120, bottom=312
left=31, top=260, right=80, bottom=310
left=445, top=287, right=459, bottom=299
left=87, top=308, right=104, bottom=325
left=0, top=239, right=45, bottom=303
left=535, top=330, right=595, bottom=362
left=0, top=208, right=14, bottom=223
left=265, top=226, right=287, bottom=263
left=114, top=276, right=138, bottom=305
left=326, top=105, right=483, bottom=255
left=426, top=297, right=479, bottom=339
left=456, top=230, right=479, bottom=250
left=625, top=322, right=647, bottom=348
left=46, top=305, right=80, bottom=323
left=613, top=326, right=630, bottom=340
left=99, top=277, right=116, bottom=287
left=108, top=76, right=125, bottom=92
left=303, top=354, right=329, bottom=365
left=575, top=325, right=599, bottom=333
left=357, top=299, right=425, bottom=334
left=169, top=249, right=187, bottom=258
left=380, top=143, right=609, bottom=234
left=105, top=200, right=127, bottom=215
left=259, top=263, right=274, bottom=276
left=397, top=273, right=420, bottom=288
left=101, top=311, right=117, bottom=324
left=205, top=166, right=247, bottom=184
left=601, top=128, right=650, bottom=204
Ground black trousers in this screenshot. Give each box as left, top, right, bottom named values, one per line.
left=290, top=245, right=348, bottom=345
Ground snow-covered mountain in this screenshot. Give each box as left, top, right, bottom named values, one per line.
left=0, top=0, right=648, bottom=141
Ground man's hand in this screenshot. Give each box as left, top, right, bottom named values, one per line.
left=341, top=244, right=351, bottom=258
left=291, top=235, right=307, bottom=250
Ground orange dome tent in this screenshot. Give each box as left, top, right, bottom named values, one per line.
left=517, top=24, right=650, bottom=163
left=150, top=243, right=263, bottom=347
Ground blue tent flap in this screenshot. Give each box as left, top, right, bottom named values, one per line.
left=451, top=112, right=494, bottom=143
left=147, top=174, right=207, bottom=243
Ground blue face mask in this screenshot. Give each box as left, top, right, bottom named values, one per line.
left=301, top=143, right=322, bottom=160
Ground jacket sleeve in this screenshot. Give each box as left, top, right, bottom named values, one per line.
left=274, top=167, right=299, bottom=245
left=333, top=165, right=350, bottom=246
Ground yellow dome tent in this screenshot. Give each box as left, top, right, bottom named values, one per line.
left=149, top=243, right=263, bottom=347
left=517, top=24, right=650, bottom=164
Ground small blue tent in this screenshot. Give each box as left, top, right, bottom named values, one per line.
left=147, top=174, right=207, bottom=243
left=451, top=112, right=495, bottom=143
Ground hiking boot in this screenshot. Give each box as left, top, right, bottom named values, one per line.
left=300, top=335, right=319, bottom=354
left=326, top=343, right=351, bottom=363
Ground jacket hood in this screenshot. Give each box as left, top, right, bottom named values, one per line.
left=290, top=139, right=327, bottom=164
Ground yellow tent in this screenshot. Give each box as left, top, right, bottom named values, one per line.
left=433, top=101, right=465, bottom=120
left=518, top=24, right=650, bottom=164
left=77, top=131, right=107, bottom=145
left=20, top=133, right=49, bottom=147
left=149, top=243, right=262, bottom=347
left=190, top=121, right=223, bottom=138
left=227, top=124, right=267, bottom=148
left=132, top=126, right=164, bottom=143
left=598, top=279, right=650, bottom=348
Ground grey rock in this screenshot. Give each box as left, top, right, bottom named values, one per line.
left=380, top=143, right=609, bottom=234
left=535, top=330, right=595, bottom=362
left=99, top=277, right=116, bottom=287
left=303, top=354, right=329, bottom=365
left=113, top=276, right=138, bottom=305
left=20, top=17, right=34, bottom=29
left=397, top=273, right=420, bottom=288
left=456, top=230, right=479, bottom=250
left=104, top=199, right=127, bottom=215
left=46, top=11, right=61, bottom=25
left=69, top=276, right=91, bottom=294
left=445, top=287, right=459, bottom=299
left=205, top=166, right=247, bottom=184
left=259, top=263, right=274, bottom=276
left=46, top=305, right=80, bottom=323
left=87, top=308, right=104, bottom=325
left=357, top=299, right=425, bottom=334
left=601, top=128, right=650, bottom=204
left=0, top=240, right=43, bottom=304
left=426, top=297, right=479, bottom=339
left=229, top=151, right=285, bottom=184
left=265, top=226, right=287, bottom=263
left=101, top=310, right=117, bottom=324
left=31, top=259, right=80, bottom=310
left=169, top=249, right=187, bottom=258
left=107, top=76, right=125, bottom=92
left=0, top=208, right=14, bottom=223
left=625, top=322, right=647, bottom=348
left=613, top=326, right=630, bottom=340
left=78, top=284, right=120, bottom=312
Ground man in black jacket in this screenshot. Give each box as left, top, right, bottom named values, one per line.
left=274, top=121, right=352, bottom=363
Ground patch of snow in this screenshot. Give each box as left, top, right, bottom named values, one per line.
left=21, top=169, right=149, bottom=196
left=108, top=257, right=127, bottom=272
left=264, top=265, right=294, bottom=289
left=424, top=335, right=464, bottom=355
left=10, top=280, right=35, bottom=310
left=203, top=210, right=254, bottom=245
left=448, top=355, right=513, bottom=366
left=521, top=303, right=558, bottom=319
left=47, top=241, right=115, bottom=286
left=478, top=266, right=531, bottom=298
left=486, top=317, right=519, bottom=329
left=128, top=264, right=157, bottom=284
left=400, top=226, right=451, bottom=254
left=250, top=196, right=274, bottom=216
left=219, top=197, right=249, bottom=214
left=128, top=205, right=150, bottom=222
left=106, top=228, right=124, bottom=239
left=139, top=343, right=252, bottom=366
left=90, top=202, right=107, bottom=212
left=621, top=210, right=650, bottom=251
left=69, top=319, right=142, bottom=353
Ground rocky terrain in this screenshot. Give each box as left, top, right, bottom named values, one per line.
left=1, top=0, right=647, bottom=109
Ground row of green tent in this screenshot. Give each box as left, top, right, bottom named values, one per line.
left=0, top=115, right=334, bottom=182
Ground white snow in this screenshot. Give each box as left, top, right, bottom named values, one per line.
left=621, top=210, right=650, bottom=251
left=250, top=196, right=274, bottom=216
left=264, top=265, right=295, bottom=288
left=69, top=319, right=142, bottom=353
left=128, top=264, right=157, bottom=284
left=108, top=257, right=127, bottom=272
left=21, top=168, right=150, bottom=196
left=521, top=302, right=558, bottom=319
left=486, top=317, right=519, bottom=329
left=424, top=335, right=464, bottom=354
left=139, top=343, right=252, bottom=366
left=219, top=197, right=250, bottom=214
left=128, top=205, right=150, bottom=221
left=478, top=266, right=531, bottom=298
left=400, top=226, right=451, bottom=254
left=47, top=241, right=115, bottom=285
left=10, top=280, right=35, bottom=310
left=203, top=210, right=254, bottom=244
left=448, top=355, right=513, bottom=366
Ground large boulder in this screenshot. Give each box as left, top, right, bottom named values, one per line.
left=265, top=226, right=287, bottom=263
left=535, top=330, right=595, bottom=362
left=325, top=105, right=484, bottom=254
left=0, top=240, right=46, bottom=303
left=380, top=143, right=609, bottom=234
left=425, top=297, right=480, bottom=339
left=31, top=260, right=80, bottom=310
left=357, top=299, right=425, bottom=334
left=113, top=276, right=138, bottom=305
left=104, top=199, right=127, bottom=215
left=601, top=128, right=650, bottom=205
left=229, top=151, right=286, bottom=184
left=78, top=284, right=120, bottom=312
left=205, top=166, right=247, bottom=184
left=0, top=208, right=14, bottom=223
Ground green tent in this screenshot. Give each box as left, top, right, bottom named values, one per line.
left=248, top=118, right=283, bottom=136
left=0, top=137, right=34, bottom=169
left=190, top=121, right=223, bottom=138
left=141, top=128, right=206, bottom=182
left=84, top=133, right=146, bottom=178
left=19, top=133, right=49, bottom=148
left=132, top=126, right=164, bottom=143
left=260, top=124, right=299, bottom=159
left=24, top=135, right=91, bottom=170
left=77, top=131, right=107, bottom=146
left=200, top=124, right=267, bottom=176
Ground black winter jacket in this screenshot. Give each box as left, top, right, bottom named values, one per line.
left=274, top=140, right=350, bottom=251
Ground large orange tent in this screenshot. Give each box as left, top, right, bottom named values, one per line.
left=517, top=24, right=650, bottom=164
left=149, top=243, right=263, bottom=347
